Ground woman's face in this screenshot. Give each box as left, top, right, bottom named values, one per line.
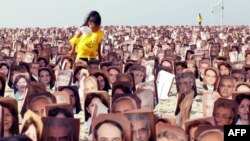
left=3, top=107, right=13, bottom=132
left=97, top=76, right=105, bottom=90
left=238, top=99, right=250, bottom=120
left=137, top=50, right=144, bottom=57
left=205, top=70, right=217, bottom=85
left=24, top=124, right=38, bottom=141
left=0, top=65, right=8, bottom=76
left=219, top=65, right=230, bottom=76
left=39, top=60, right=46, bottom=67
left=86, top=97, right=102, bottom=116
left=88, top=21, right=99, bottom=32
left=132, top=70, right=144, bottom=85
left=16, top=77, right=28, bottom=92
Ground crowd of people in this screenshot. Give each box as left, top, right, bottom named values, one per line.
left=0, top=12, right=250, bottom=141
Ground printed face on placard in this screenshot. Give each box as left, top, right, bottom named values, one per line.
left=56, top=71, right=71, bottom=88
left=29, top=97, right=53, bottom=117
left=218, top=78, right=234, bottom=99
left=204, top=69, right=217, bottom=86
left=124, top=111, right=155, bottom=141
left=23, top=52, right=34, bottom=63
left=210, top=45, right=220, bottom=57
left=42, top=118, right=79, bottom=141
left=176, top=73, right=195, bottom=94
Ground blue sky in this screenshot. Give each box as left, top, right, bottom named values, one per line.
left=0, top=0, right=249, bottom=27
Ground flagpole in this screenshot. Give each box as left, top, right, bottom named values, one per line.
left=221, top=0, right=224, bottom=25
left=210, top=0, right=213, bottom=26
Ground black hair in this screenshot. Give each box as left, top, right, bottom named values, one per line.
left=48, top=107, right=73, bottom=118
left=93, top=120, right=124, bottom=140
left=235, top=93, right=250, bottom=105
left=0, top=75, right=6, bottom=97
left=37, top=57, right=48, bottom=67
left=0, top=135, right=32, bottom=141
left=0, top=63, right=9, bottom=76
left=38, top=68, right=55, bottom=89
left=92, top=72, right=111, bottom=92
left=83, top=11, right=101, bottom=26
left=20, top=117, right=39, bottom=141
left=231, top=69, right=247, bottom=82
left=8, top=64, right=30, bottom=88
left=0, top=102, right=19, bottom=135
left=73, top=66, right=86, bottom=83
left=13, top=75, right=30, bottom=93
left=84, top=93, right=109, bottom=121
left=185, top=120, right=212, bottom=141
left=112, top=83, right=133, bottom=97
left=59, top=86, right=82, bottom=114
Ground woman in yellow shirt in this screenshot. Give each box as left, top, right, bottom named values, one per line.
left=69, top=11, right=104, bottom=62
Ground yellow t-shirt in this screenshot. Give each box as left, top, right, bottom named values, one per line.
left=197, top=16, right=203, bottom=23
left=69, top=29, right=104, bottom=60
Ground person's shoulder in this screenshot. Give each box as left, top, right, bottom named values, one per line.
left=97, top=29, right=104, bottom=34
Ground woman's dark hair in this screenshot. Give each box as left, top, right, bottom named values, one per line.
left=235, top=94, right=250, bottom=105
left=175, top=61, right=188, bottom=69
left=48, top=107, right=73, bottom=118
left=92, top=72, right=111, bottom=92
left=231, top=69, right=247, bottom=82
left=84, top=93, right=109, bottom=121
left=56, top=56, right=74, bottom=70
left=0, top=63, right=10, bottom=76
left=124, top=63, right=135, bottom=73
left=93, top=120, right=124, bottom=141
left=185, top=120, right=212, bottom=141
left=83, top=11, right=101, bottom=26
left=116, top=73, right=135, bottom=92
left=0, top=74, right=6, bottom=97
left=62, top=57, right=74, bottom=69
left=100, top=61, right=112, bottom=70
left=34, top=43, right=44, bottom=51
left=185, top=50, right=195, bottom=60
left=0, top=135, right=32, bottom=141
left=20, top=117, right=39, bottom=141
left=13, top=75, right=30, bottom=93
left=37, top=57, right=48, bottom=67
left=235, top=93, right=250, bottom=121
left=218, top=62, right=232, bottom=75
left=155, top=118, right=171, bottom=125
left=32, top=49, right=39, bottom=57
left=19, top=62, right=31, bottom=74
left=73, top=66, right=86, bottom=83
left=231, top=45, right=240, bottom=53
left=38, top=68, right=55, bottom=89
left=112, top=82, right=133, bottom=97
left=0, top=102, right=19, bottom=135
left=59, top=86, right=82, bottom=114
left=8, top=64, right=30, bottom=89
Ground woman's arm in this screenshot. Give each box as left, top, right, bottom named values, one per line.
left=68, top=32, right=82, bottom=56
left=98, top=43, right=103, bottom=61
